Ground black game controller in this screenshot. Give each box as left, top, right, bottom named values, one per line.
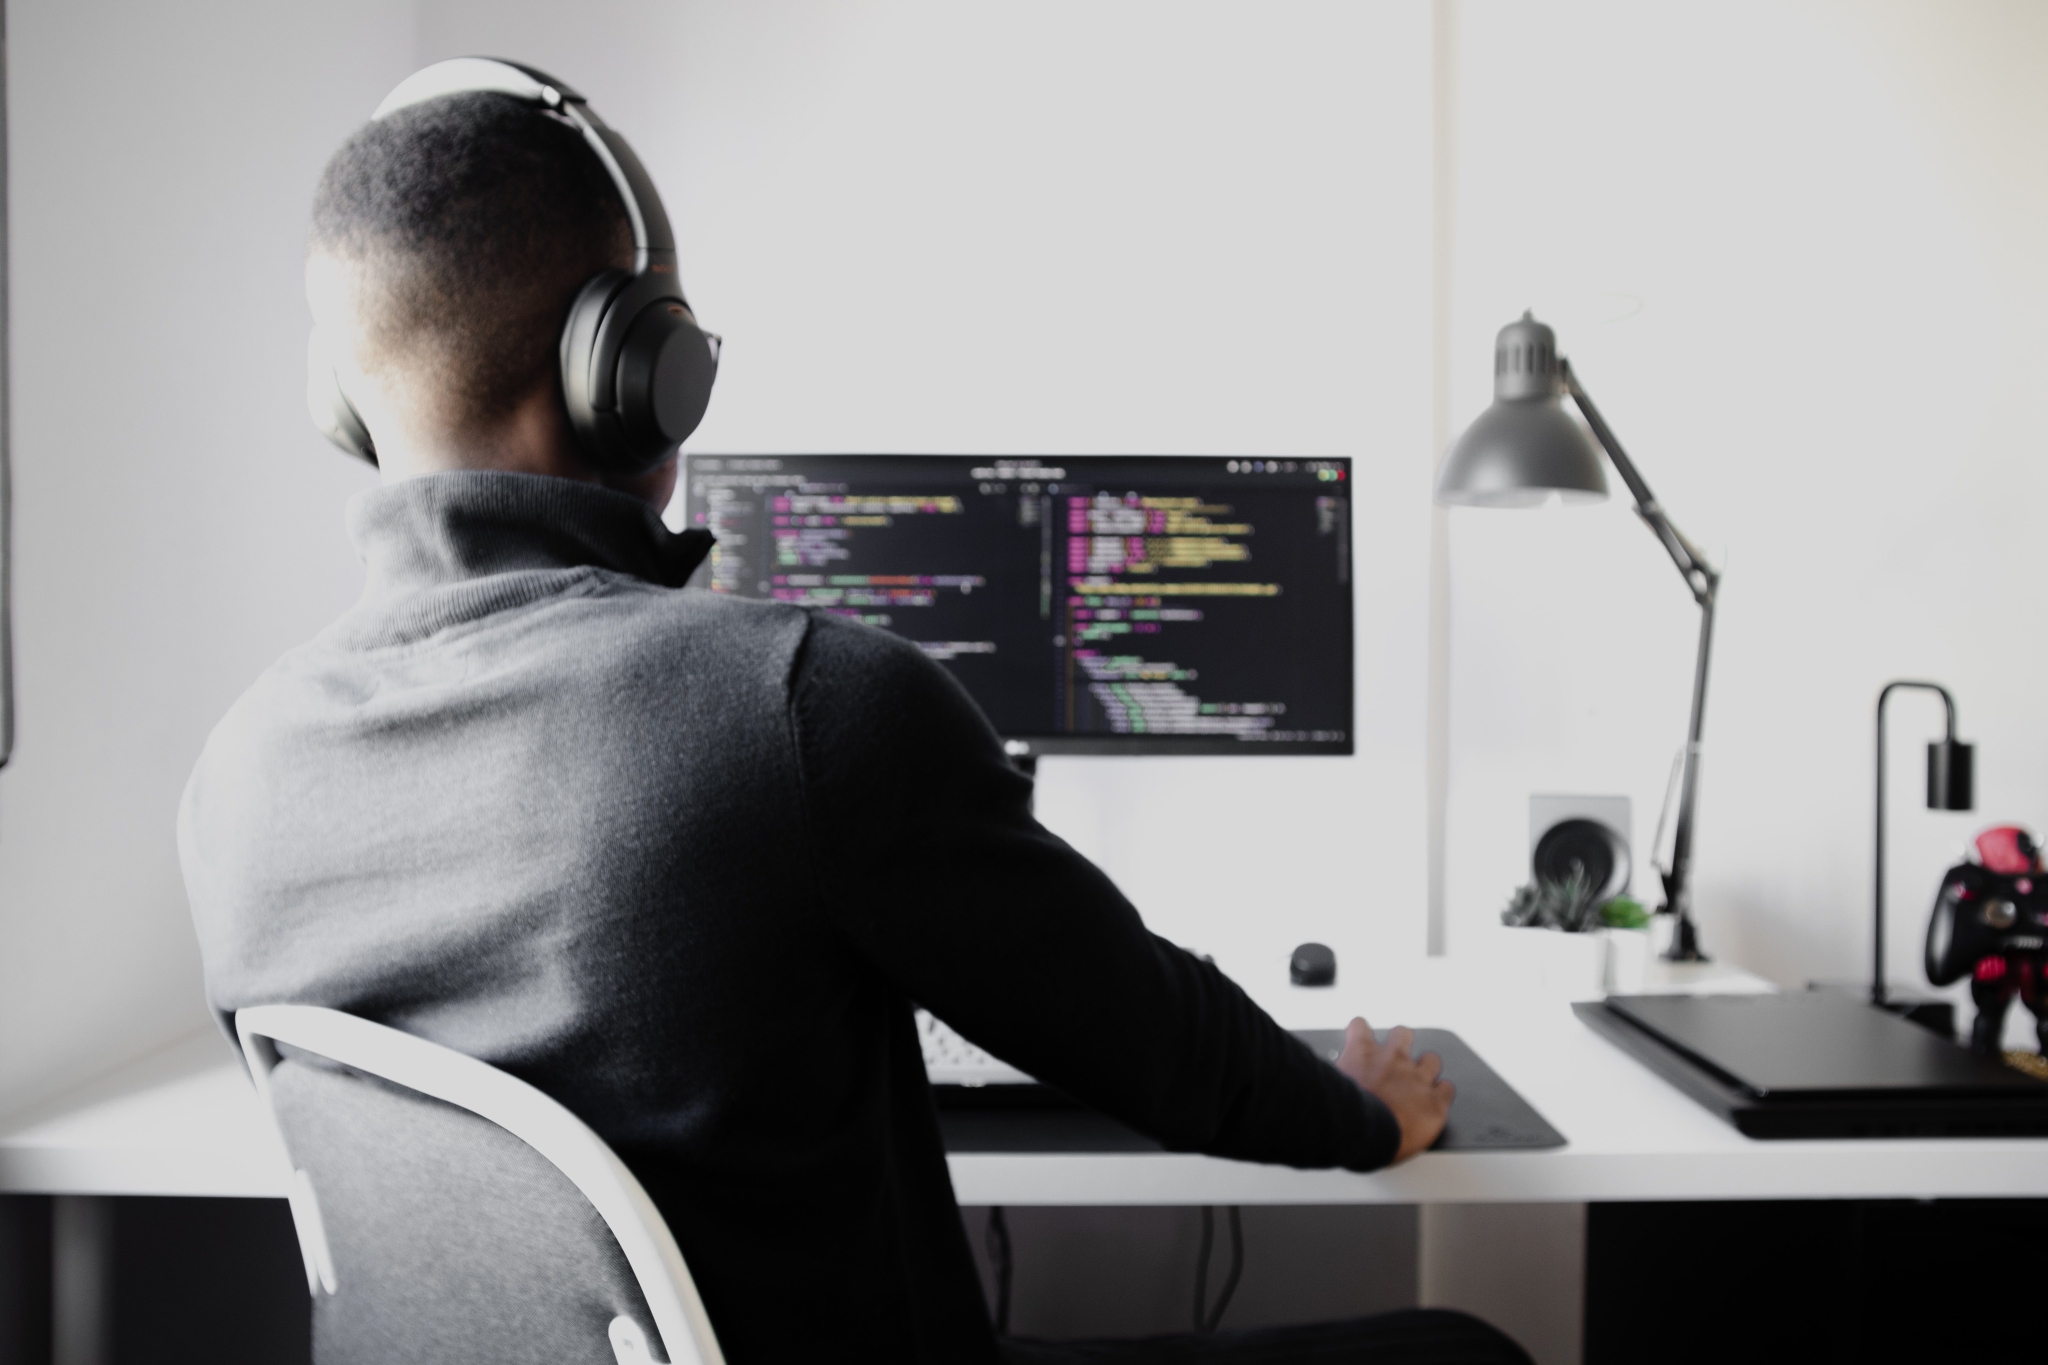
left=1925, top=826, right=2048, bottom=1055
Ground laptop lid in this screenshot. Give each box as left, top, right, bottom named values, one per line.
left=1604, top=992, right=2047, bottom=1103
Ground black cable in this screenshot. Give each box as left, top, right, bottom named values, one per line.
left=1207, top=1206, right=1244, bottom=1332
left=985, top=1206, right=1013, bottom=1335
left=1193, top=1205, right=1245, bottom=1333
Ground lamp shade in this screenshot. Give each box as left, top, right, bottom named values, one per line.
left=1435, top=313, right=1608, bottom=508
left=1926, top=738, right=1974, bottom=812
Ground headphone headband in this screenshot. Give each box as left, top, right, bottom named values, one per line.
left=372, top=57, right=676, bottom=270
left=310, top=58, right=719, bottom=473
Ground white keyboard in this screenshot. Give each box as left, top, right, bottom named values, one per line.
left=917, top=1009, right=1035, bottom=1086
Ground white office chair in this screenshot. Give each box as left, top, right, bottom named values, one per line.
left=236, top=1005, right=727, bottom=1365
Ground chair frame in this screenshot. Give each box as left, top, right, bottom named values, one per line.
left=237, top=1004, right=726, bottom=1365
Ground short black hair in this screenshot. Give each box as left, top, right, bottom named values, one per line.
left=310, top=91, right=631, bottom=430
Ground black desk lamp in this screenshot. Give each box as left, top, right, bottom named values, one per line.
left=1873, top=681, right=1973, bottom=1005
left=1436, top=313, right=1718, bottom=961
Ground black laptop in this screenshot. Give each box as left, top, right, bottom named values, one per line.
left=1576, top=991, right=2048, bottom=1138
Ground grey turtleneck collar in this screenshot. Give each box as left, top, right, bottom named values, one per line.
left=330, top=470, right=714, bottom=647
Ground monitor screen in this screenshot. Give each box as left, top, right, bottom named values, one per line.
left=681, top=455, right=1353, bottom=755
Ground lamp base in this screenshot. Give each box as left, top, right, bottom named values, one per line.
left=1659, top=911, right=1710, bottom=963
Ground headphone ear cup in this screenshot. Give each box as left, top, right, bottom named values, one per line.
left=306, top=328, right=377, bottom=465
left=560, top=268, right=633, bottom=470
left=560, top=269, right=719, bottom=478
left=615, top=302, right=720, bottom=456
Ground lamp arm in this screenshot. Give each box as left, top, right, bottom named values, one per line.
left=1560, top=361, right=1719, bottom=608
left=1560, top=359, right=1718, bottom=959
left=1656, top=590, right=1715, bottom=958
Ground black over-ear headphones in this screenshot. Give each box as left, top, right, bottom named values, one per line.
left=307, top=57, right=721, bottom=475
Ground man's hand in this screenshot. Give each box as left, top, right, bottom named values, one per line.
left=1334, top=1017, right=1453, bottom=1163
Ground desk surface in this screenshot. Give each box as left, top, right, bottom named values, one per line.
left=7, top=957, right=2046, bottom=1205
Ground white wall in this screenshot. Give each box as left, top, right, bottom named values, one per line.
left=1442, top=2, right=2048, bottom=1018
left=412, top=0, right=1440, bottom=980
left=0, top=1, right=407, bottom=1115
left=0, top=1, right=1436, bottom=1114
left=12, top=0, right=2047, bottom=1118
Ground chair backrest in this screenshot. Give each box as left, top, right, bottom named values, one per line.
left=237, top=1005, right=726, bottom=1365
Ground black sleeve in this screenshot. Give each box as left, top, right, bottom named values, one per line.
left=789, top=612, right=1401, bottom=1172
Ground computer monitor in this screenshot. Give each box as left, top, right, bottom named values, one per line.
left=680, top=455, right=1353, bottom=756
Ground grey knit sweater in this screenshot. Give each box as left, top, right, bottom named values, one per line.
left=180, top=471, right=1399, bottom=1364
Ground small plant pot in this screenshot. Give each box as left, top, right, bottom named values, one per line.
left=1602, top=927, right=1652, bottom=995
left=1487, top=925, right=1608, bottom=1000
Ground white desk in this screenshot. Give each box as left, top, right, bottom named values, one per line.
left=10, top=956, right=2043, bottom=1365
left=7, top=957, right=2046, bottom=1205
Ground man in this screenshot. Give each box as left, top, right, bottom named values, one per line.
left=181, top=84, right=1528, bottom=1364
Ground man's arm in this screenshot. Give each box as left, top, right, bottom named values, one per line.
left=789, top=614, right=1446, bottom=1170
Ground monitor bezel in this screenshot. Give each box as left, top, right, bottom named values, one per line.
left=1003, top=734, right=1355, bottom=758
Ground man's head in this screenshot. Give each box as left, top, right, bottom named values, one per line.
left=309, top=91, right=670, bottom=499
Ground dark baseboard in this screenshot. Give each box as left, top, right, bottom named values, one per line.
left=1587, top=1198, right=2048, bottom=1364
left=0, top=1195, right=308, bottom=1365
left=0, top=1196, right=53, bottom=1365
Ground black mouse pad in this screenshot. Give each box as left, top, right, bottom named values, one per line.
left=935, top=1027, right=1564, bottom=1153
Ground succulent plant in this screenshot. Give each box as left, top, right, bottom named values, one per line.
left=1501, top=865, right=1606, bottom=933
left=1600, top=896, right=1651, bottom=930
